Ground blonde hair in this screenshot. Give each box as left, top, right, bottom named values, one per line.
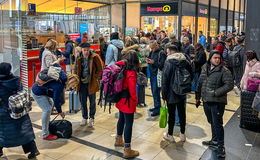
left=45, top=39, right=58, bottom=52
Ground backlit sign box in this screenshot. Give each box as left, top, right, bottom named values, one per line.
left=141, top=3, right=178, bottom=16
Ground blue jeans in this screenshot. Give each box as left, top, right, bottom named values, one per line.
left=191, top=72, right=200, bottom=92
left=32, top=93, right=53, bottom=138
left=79, top=83, right=96, bottom=119
left=117, top=111, right=134, bottom=144
left=150, top=75, right=161, bottom=114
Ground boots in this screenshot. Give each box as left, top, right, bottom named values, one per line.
left=123, top=147, right=139, bottom=158
left=114, top=137, right=124, bottom=147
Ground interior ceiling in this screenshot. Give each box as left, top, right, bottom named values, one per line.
left=26, top=0, right=105, bottom=14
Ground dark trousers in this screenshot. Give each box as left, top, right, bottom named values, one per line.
left=79, top=83, right=96, bottom=119
left=203, top=102, right=225, bottom=147
left=117, top=111, right=134, bottom=144
left=167, top=99, right=186, bottom=135
left=137, top=85, right=145, bottom=104
left=150, top=75, right=161, bottom=113
left=0, top=140, right=37, bottom=154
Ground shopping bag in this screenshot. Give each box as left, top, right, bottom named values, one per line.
left=159, top=102, right=168, bottom=128
left=252, top=92, right=260, bottom=112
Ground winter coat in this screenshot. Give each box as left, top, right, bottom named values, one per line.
left=240, top=59, right=260, bottom=90
left=41, top=48, right=59, bottom=71
left=62, top=41, right=74, bottom=65
left=183, top=43, right=195, bottom=58
left=198, top=35, right=207, bottom=47
left=115, top=60, right=138, bottom=113
left=232, top=44, right=246, bottom=85
left=0, top=74, right=35, bottom=147
left=121, top=44, right=139, bottom=55
left=74, top=51, right=103, bottom=94
left=100, top=42, right=108, bottom=62
left=139, top=44, right=150, bottom=68
left=193, top=47, right=207, bottom=73
left=105, top=39, right=124, bottom=66
left=196, top=64, right=234, bottom=104
left=148, top=49, right=167, bottom=76
left=162, top=53, right=193, bottom=104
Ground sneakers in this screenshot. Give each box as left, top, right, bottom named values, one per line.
left=163, top=133, right=175, bottom=143
left=43, top=134, right=58, bottom=141
left=88, top=118, right=94, bottom=127
left=180, top=133, right=186, bottom=142
left=124, top=147, right=139, bottom=158
left=80, top=118, right=88, bottom=126
left=217, top=147, right=226, bottom=158
left=202, top=140, right=218, bottom=148
left=148, top=108, right=155, bottom=112
left=114, top=137, right=124, bottom=147
left=28, top=149, right=40, bottom=159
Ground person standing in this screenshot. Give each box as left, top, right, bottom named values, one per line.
left=0, top=62, right=40, bottom=159
left=74, top=42, right=103, bottom=127
left=114, top=50, right=140, bottom=159
left=146, top=40, right=166, bottom=116
left=195, top=50, right=234, bottom=158
left=182, top=37, right=194, bottom=58
left=99, top=37, right=108, bottom=63
left=105, top=32, right=124, bottom=66
left=212, top=36, right=225, bottom=55
left=198, top=31, right=207, bottom=48
left=162, top=45, right=192, bottom=142
left=61, top=35, right=74, bottom=73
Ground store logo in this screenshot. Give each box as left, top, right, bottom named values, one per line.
left=199, top=9, right=208, bottom=14
left=147, top=5, right=171, bottom=12
left=163, top=5, right=171, bottom=12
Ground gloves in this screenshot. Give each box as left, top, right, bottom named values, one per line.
left=195, top=99, right=201, bottom=108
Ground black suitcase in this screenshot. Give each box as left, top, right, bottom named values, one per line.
left=49, top=115, right=72, bottom=139
left=240, top=91, right=260, bottom=132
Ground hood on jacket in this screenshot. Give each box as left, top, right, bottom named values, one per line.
left=111, top=39, right=124, bottom=49
left=207, top=50, right=222, bottom=64
left=0, top=74, right=21, bottom=90
left=167, top=52, right=186, bottom=61
left=122, top=44, right=139, bottom=54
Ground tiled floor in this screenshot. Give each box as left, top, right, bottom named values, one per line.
left=1, top=88, right=241, bottom=160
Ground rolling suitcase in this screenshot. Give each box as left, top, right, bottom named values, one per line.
left=69, top=90, right=81, bottom=113
left=240, top=90, right=260, bottom=132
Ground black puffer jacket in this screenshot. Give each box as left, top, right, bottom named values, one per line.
left=162, top=53, right=193, bottom=104
left=195, top=56, right=234, bottom=104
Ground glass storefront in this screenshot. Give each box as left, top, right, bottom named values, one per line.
left=141, top=16, right=178, bottom=34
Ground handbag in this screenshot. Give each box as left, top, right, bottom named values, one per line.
left=49, top=115, right=72, bottom=139
left=247, top=78, right=260, bottom=92
left=137, top=72, right=148, bottom=86
left=48, top=66, right=61, bottom=81
left=159, top=102, right=168, bottom=128
left=252, top=92, right=260, bottom=112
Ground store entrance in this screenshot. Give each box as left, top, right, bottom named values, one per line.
left=141, top=16, right=178, bottom=35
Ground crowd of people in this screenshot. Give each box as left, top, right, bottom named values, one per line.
left=0, top=28, right=259, bottom=159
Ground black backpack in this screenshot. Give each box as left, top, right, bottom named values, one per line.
left=172, top=64, right=192, bottom=95
left=49, top=115, right=72, bottom=139
left=228, top=47, right=243, bottom=67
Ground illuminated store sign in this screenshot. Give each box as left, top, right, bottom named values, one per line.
left=141, top=3, right=178, bottom=16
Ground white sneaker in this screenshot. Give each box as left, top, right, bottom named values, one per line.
left=180, top=133, right=186, bottom=142
left=88, top=118, right=94, bottom=127
left=80, top=118, right=88, bottom=126
left=163, top=132, right=175, bottom=143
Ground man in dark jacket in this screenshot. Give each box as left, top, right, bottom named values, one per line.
left=61, top=35, right=74, bottom=73
left=146, top=40, right=167, bottom=116
left=195, top=50, right=234, bottom=158
left=157, top=30, right=169, bottom=51
left=165, top=33, right=182, bottom=53
left=162, top=45, right=192, bottom=142
left=182, top=37, right=194, bottom=58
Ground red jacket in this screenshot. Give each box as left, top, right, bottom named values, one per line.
left=115, top=60, right=138, bottom=113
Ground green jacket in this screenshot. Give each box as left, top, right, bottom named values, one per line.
left=196, top=64, right=234, bottom=104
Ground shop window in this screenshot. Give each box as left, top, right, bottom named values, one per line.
left=210, top=18, right=218, bottom=37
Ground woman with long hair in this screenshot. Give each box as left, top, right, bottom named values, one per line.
left=114, top=50, right=140, bottom=158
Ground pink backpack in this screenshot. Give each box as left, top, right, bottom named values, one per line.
left=98, top=64, right=127, bottom=113
left=247, top=78, right=260, bottom=92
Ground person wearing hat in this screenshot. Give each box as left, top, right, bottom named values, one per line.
left=195, top=50, right=234, bottom=158
left=0, top=62, right=40, bottom=159
left=74, top=42, right=103, bottom=127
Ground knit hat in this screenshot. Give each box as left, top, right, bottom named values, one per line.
left=0, top=62, right=12, bottom=75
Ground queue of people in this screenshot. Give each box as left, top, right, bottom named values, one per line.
left=1, top=29, right=259, bottom=159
